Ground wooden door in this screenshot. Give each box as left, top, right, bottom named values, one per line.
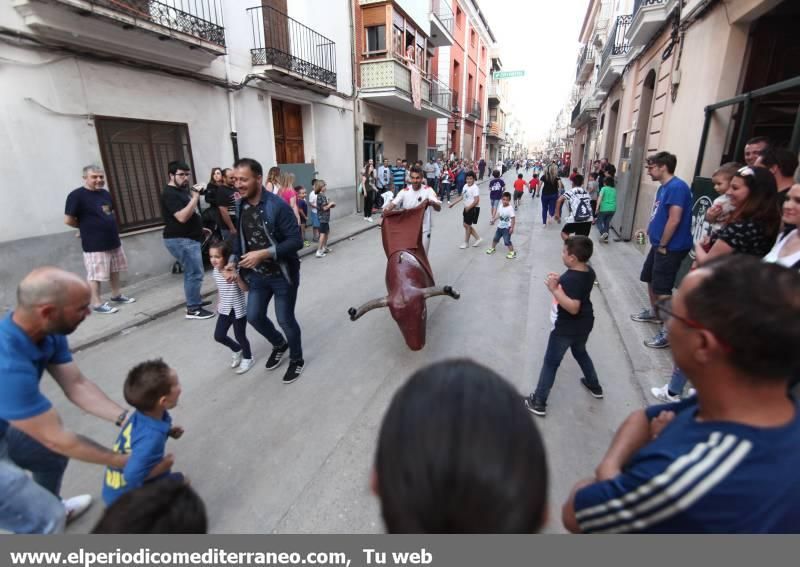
left=273, top=100, right=305, bottom=164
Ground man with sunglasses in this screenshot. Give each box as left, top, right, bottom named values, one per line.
left=631, top=151, right=693, bottom=349
left=564, top=257, right=800, bottom=533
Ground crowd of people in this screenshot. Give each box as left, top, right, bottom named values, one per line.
left=1, top=136, right=799, bottom=535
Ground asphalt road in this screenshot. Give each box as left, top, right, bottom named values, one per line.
left=53, top=169, right=646, bottom=533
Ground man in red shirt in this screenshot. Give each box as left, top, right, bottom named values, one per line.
left=513, top=174, right=527, bottom=210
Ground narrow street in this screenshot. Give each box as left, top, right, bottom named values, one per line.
left=52, top=170, right=647, bottom=534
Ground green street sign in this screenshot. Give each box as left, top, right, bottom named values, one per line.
left=493, top=70, right=525, bottom=79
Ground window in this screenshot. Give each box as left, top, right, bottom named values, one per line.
left=366, top=25, right=386, bottom=53
left=456, top=7, right=464, bottom=29
left=470, top=30, right=476, bottom=47
left=95, top=117, right=194, bottom=233
left=392, top=24, right=404, bottom=59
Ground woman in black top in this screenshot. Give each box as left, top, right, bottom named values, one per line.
left=539, top=163, right=562, bottom=226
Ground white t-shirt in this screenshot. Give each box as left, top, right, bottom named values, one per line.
left=391, top=186, right=440, bottom=233
left=496, top=203, right=515, bottom=229
left=381, top=190, right=394, bottom=210
left=308, top=190, right=318, bottom=211
left=463, top=183, right=480, bottom=208
left=564, top=187, right=593, bottom=223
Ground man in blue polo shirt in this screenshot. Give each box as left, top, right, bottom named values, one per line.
left=630, top=151, right=694, bottom=349
left=563, top=258, right=800, bottom=533
left=0, top=267, right=129, bottom=533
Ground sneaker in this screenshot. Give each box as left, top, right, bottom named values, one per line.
left=486, top=247, right=496, bottom=254
left=265, top=343, right=289, bottom=370
left=580, top=378, right=604, bottom=399
left=231, top=351, right=243, bottom=368
left=459, top=243, right=468, bottom=249
left=92, top=303, right=118, bottom=315
left=315, top=251, right=326, bottom=258
left=644, top=329, right=670, bottom=349
left=650, top=384, right=680, bottom=403
left=602, top=233, right=609, bottom=242
left=524, top=396, right=546, bottom=417
left=63, top=494, right=92, bottom=524
left=506, top=251, right=517, bottom=259
left=472, top=238, right=484, bottom=247
left=630, top=308, right=662, bottom=324
left=365, top=217, right=374, bottom=223
left=283, top=359, right=305, bottom=384
left=236, top=357, right=256, bottom=375
left=110, top=295, right=136, bottom=304
left=186, top=307, right=214, bottom=320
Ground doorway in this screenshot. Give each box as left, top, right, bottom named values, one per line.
left=363, top=123, right=383, bottom=165
left=405, top=143, right=418, bottom=163
left=272, top=100, right=305, bottom=164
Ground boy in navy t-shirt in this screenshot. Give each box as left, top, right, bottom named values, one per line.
left=102, top=360, right=184, bottom=506
left=488, top=170, right=505, bottom=224
left=525, top=236, right=603, bottom=417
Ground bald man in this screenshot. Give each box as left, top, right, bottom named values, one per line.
left=0, top=268, right=130, bottom=533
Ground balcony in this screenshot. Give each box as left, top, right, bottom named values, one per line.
left=627, top=0, right=679, bottom=48
left=451, top=90, right=461, bottom=113
left=466, top=97, right=481, bottom=121
left=597, top=14, right=633, bottom=90
left=571, top=94, right=602, bottom=129
left=429, top=0, right=455, bottom=47
left=248, top=5, right=337, bottom=93
left=360, top=59, right=451, bottom=118
left=488, top=81, right=502, bottom=105
left=487, top=121, right=504, bottom=140
left=576, top=44, right=596, bottom=84
left=12, top=0, right=226, bottom=70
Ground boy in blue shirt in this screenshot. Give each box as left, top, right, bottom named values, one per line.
left=102, top=359, right=184, bottom=506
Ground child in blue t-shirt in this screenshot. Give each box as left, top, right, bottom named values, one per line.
left=488, top=170, right=506, bottom=224
left=102, top=359, right=184, bottom=506
left=296, top=186, right=310, bottom=246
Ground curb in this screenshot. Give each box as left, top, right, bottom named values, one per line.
left=72, top=220, right=381, bottom=354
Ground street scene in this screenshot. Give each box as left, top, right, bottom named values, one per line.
left=1, top=0, right=800, bottom=536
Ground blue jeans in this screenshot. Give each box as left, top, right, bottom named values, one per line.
left=0, top=431, right=68, bottom=533
left=541, top=193, right=557, bottom=224
left=533, top=332, right=601, bottom=403
left=596, top=211, right=615, bottom=235
left=246, top=268, right=303, bottom=362
left=669, top=367, right=688, bottom=395
left=164, top=237, right=204, bottom=309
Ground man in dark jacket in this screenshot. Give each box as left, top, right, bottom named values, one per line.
left=227, top=158, right=305, bottom=384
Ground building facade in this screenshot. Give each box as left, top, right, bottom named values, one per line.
left=564, top=0, right=799, bottom=240
left=485, top=50, right=509, bottom=165
left=0, top=0, right=357, bottom=307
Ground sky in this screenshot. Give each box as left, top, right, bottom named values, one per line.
left=480, top=0, right=587, bottom=142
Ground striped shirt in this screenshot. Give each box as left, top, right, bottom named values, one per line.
left=391, top=166, right=406, bottom=190
left=212, top=268, right=246, bottom=319
left=574, top=397, right=800, bottom=533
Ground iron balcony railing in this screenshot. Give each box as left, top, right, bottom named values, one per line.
left=430, top=0, right=454, bottom=35
left=451, top=90, right=460, bottom=112
left=247, top=5, right=337, bottom=88
left=633, top=0, right=668, bottom=16
left=86, top=0, right=225, bottom=46
left=601, top=14, right=633, bottom=63
left=571, top=99, right=582, bottom=123
left=468, top=97, right=481, bottom=120
left=429, top=73, right=453, bottom=112
left=575, top=44, right=596, bottom=80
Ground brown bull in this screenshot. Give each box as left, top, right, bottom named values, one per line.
left=348, top=203, right=460, bottom=350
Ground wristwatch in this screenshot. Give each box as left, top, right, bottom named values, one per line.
left=115, top=409, right=129, bottom=427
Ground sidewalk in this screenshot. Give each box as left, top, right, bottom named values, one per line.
left=68, top=213, right=379, bottom=352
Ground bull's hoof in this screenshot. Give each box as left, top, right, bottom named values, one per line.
left=348, top=307, right=357, bottom=321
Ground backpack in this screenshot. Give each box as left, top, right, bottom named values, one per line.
left=571, top=189, right=593, bottom=222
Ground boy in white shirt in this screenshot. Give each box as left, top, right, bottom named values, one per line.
left=449, top=171, right=483, bottom=249
left=486, top=192, right=517, bottom=259
left=384, top=165, right=441, bottom=254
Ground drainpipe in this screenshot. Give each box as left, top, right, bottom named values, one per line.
left=224, top=54, right=239, bottom=162
left=348, top=0, right=362, bottom=213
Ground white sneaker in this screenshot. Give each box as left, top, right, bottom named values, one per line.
left=63, top=494, right=92, bottom=524
left=365, top=217, right=374, bottom=223
left=472, top=238, right=483, bottom=247
left=459, top=243, right=468, bottom=249
left=650, top=384, right=680, bottom=403
left=236, top=358, right=256, bottom=374
left=231, top=351, right=243, bottom=368
left=316, top=251, right=326, bottom=258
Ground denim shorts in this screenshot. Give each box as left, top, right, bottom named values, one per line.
left=640, top=246, right=689, bottom=296
left=310, top=210, right=320, bottom=228
left=494, top=227, right=512, bottom=246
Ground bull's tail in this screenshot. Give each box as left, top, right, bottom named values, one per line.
left=348, top=296, right=389, bottom=321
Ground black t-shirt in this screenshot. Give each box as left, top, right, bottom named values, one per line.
left=541, top=176, right=560, bottom=196
left=64, top=187, right=122, bottom=252
left=553, top=267, right=595, bottom=336
left=161, top=185, right=204, bottom=241
left=213, top=185, right=239, bottom=219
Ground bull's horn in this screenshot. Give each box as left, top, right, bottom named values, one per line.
left=422, top=286, right=461, bottom=300
left=348, top=296, right=389, bottom=321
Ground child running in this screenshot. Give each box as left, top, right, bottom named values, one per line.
left=488, top=170, right=505, bottom=224
left=209, top=240, right=254, bottom=374
left=102, top=359, right=185, bottom=506
left=486, top=192, right=517, bottom=259
left=513, top=174, right=527, bottom=210
left=524, top=236, right=603, bottom=417
left=529, top=173, right=540, bottom=198
left=315, top=179, right=335, bottom=258
left=594, top=176, right=617, bottom=243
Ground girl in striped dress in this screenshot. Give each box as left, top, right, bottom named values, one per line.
left=209, top=240, right=255, bottom=374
